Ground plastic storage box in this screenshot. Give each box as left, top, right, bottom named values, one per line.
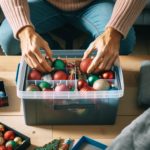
left=17, top=50, right=124, bottom=125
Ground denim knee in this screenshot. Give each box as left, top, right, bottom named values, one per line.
left=0, top=20, right=20, bottom=55
left=120, top=27, right=136, bottom=55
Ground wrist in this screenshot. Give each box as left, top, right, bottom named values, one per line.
left=106, top=27, right=122, bottom=41
left=18, top=26, right=35, bottom=40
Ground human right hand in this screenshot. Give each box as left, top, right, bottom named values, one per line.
left=18, top=26, right=52, bottom=72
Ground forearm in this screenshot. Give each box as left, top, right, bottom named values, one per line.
left=105, top=0, right=148, bottom=37
left=0, top=0, right=34, bottom=38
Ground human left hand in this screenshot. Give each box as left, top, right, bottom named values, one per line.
left=82, top=27, right=122, bottom=74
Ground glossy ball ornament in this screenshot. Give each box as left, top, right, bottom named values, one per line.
left=0, top=91, right=5, bottom=97
left=55, top=84, right=69, bottom=91
left=4, top=131, right=15, bottom=141
left=87, top=75, right=99, bottom=86
left=53, top=71, right=68, bottom=80
left=14, top=137, right=22, bottom=145
left=26, top=84, right=40, bottom=91
left=80, top=58, right=92, bottom=73
left=5, top=146, right=12, bottom=150
left=0, top=146, right=7, bottom=150
left=80, top=85, right=94, bottom=91
left=0, top=137, right=5, bottom=146
left=28, top=69, right=42, bottom=80
left=41, top=74, right=52, bottom=81
left=110, top=84, right=118, bottom=90
left=39, top=81, right=51, bottom=90
left=93, top=79, right=110, bottom=91
left=77, top=79, right=88, bottom=90
left=53, top=59, right=66, bottom=70
left=101, top=71, right=115, bottom=79
left=0, top=124, right=5, bottom=132
left=5, top=141, right=17, bottom=149
left=80, top=58, right=99, bottom=74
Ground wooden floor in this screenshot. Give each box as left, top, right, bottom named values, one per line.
left=0, top=27, right=150, bottom=149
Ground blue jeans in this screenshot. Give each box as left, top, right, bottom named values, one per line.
left=0, top=0, right=136, bottom=55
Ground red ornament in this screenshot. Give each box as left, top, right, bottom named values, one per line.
left=80, top=58, right=99, bottom=74
left=80, top=85, right=94, bottom=91
left=102, top=71, right=115, bottom=79
left=53, top=71, right=68, bottom=80
left=55, top=84, right=69, bottom=91
left=80, top=58, right=92, bottom=73
left=0, top=146, right=7, bottom=150
left=5, top=146, right=12, bottom=150
left=4, top=131, right=15, bottom=141
left=77, top=79, right=88, bottom=90
left=28, top=69, right=42, bottom=80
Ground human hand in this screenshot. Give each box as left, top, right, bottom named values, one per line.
left=18, top=26, right=52, bottom=72
left=82, top=27, right=122, bottom=74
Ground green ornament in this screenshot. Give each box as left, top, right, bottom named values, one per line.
left=39, top=81, right=51, bottom=90
left=6, top=140, right=17, bottom=149
left=87, top=75, right=99, bottom=86
left=53, top=59, right=66, bottom=70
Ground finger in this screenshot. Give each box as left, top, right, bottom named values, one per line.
left=42, top=42, right=53, bottom=58
left=27, top=52, right=45, bottom=72
left=82, top=42, right=94, bottom=60
left=33, top=49, right=52, bottom=72
left=24, top=56, right=34, bottom=69
left=105, top=54, right=119, bottom=70
left=87, top=49, right=104, bottom=74
left=98, top=55, right=110, bottom=71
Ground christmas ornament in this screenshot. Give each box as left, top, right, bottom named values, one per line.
left=0, top=145, right=7, bottom=150
left=5, top=140, right=17, bottom=149
left=0, top=91, right=5, bottom=97
left=87, top=75, right=99, bottom=86
left=28, top=69, right=42, bottom=80
left=101, top=70, right=115, bottom=79
left=14, top=137, right=22, bottom=145
left=39, top=81, right=51, bottom=90
left=0, top=124, right=5, bottom=132
left=53, top=59, right=66, bottom=70
left=110, top=84, right=118, bottom=90
left=55, top=84, right=69, bottom=91
left=26, top=84, right=40, bottom=91
left=80, top=58, right=92, bottom=73
left=4, top=131, right=15, bottom=141
left=80, top=58, right=99, bottom=74
left=77, top=79, right=88, bottom=90
left=41, top=74, right=52, bottom=81
left=53, top=71, right=68, bottom=80
left=0, top=137, right=4, bottom=146
left=80, top=85, right=94, bottom=91
left=93, top=79, right=110, bottom=91
left=60, top=138, right=73, bottom=150
left=5, top=146, right=12, bottom=150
